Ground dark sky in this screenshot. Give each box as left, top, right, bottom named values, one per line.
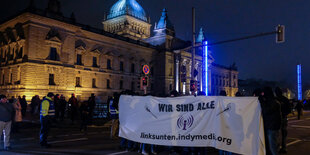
left=1, top=0, right=309, bottom=89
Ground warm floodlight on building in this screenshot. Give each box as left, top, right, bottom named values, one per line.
left=202, top=40, right=208, bottom=96
left=297, top=64, right=302, bottom=100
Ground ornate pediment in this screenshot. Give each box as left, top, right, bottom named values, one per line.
left=75, top=45, right=86, bottom=54
left=47, top=36, right=61, bottom=43
left=140, top=58, right=146, bottom=64
left=46, top=28, right=61, bottom=42
left=129, top=56, right=136, bottom=61
left=118, top=54, right=124, bottom=59
left=104, top=50, right=117, bottom=56
left=91, top=49, right=101, bottom=54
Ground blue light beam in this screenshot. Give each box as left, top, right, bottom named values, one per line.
left=202, top=40, right=208, bottom=96
left=297, top=64, right=302, bottom=100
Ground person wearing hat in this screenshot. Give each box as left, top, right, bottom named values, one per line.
left=0, top=94, right=14, bottom=150
left=39, top=92, right=55, bottom=148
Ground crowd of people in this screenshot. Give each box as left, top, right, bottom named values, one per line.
left=0, top=93, right=97, bottom=149
left=39, top=93, right=97, bottom=148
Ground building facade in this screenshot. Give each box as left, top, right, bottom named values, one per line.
left=0, top=0, right=238, bottom=101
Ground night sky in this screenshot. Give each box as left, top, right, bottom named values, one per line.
left=1, top=0, right=309, bottom=89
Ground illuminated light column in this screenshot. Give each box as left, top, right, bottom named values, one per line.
left=297, top=64, right=302, bottom=100
left=200, top=66, right=203, bottom=91
left=175, top=59, right=179, bottom=92
left=202, top=40, right=208, bottom=95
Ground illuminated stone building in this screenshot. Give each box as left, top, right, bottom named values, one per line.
left=0, top=0, right=238, bottom=101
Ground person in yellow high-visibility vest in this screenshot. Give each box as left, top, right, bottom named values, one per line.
left=40, top=92, right=55, bottom=148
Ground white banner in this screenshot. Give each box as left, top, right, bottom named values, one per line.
left=119, top=95, right=265, bottom=155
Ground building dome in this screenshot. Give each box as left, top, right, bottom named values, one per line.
left=107, top=0, right=147, bottom=22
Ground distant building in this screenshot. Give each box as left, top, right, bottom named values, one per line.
left=304, top=90, right=310, bottom=100
left=238, top=78, right=295, bottom=98
left=0, top=0, right=238, bottom=101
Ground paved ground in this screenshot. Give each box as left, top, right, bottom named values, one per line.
left=0, top=111, right=309, bottom=155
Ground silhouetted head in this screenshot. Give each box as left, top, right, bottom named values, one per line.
left=235, top=92, right=242, bottom=97
left=47, top=92, right=55, bottom=98
left=219, top=91, right=227, bottom=96
left=170, top=90, right=179, bottom=97
left=275, top=87, right=283, bottom=97
left=0, top=94, right=7, bottom=103
left=253, top=88, right=262, bottom=97
left=263, top=87, right=274, bottom=99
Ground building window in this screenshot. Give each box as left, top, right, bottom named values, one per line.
left=92, top=57, right=98, bottom=67
left=219, top=79, right=222, bottom=86
left=92, top=78, right=97, bottom=88
left=131, top=63, right=135, bottom=73
left=0, top=49, right=2, bottom=62
left=2, top=74, right=4, bottom=85
left=107, top=59, right=112, bottom=69
left=49, top=47, right=59, bottom=61
left=3, top=50, right=6, bottom=62
left=49, top=74, right=56, bottom=85
left=169, top=84, right=172, bottom=91
left=120, top=80, right=123, bottom=89
left=9, top=48, right=14, bottom=61
left=7, top=47, right=11, bottom=61
left=9, top=73, right=12, bottom=84
left=76, top=77, right=81, bottom=87
left=120, top=61, right=124, bottom=71
left=17, top=47, right=23, bottom=59
left=76, top=54, right=82, bottom=65
left=107, top=79, right=110, bottom=89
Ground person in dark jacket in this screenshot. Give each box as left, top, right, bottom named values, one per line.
left=0, top=95, right=14, bottom=150
left=59, top=95, right=67, bottom=121
left=88, top=94, right=96, bottom=124
left=275, top=87, right=291, bottom=153
left=80, top=101, right=90, bottom=132
left=261, top=87, right=282, bottom=155
left=68, top=94, right=78, bottom=124
left=20, top=95, right=27, bottom=117
left=30, top=95, right=37, bottom=115
left=54, top=94, right=60, bottom=120
left=295, top=101, right=303, bottom=120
